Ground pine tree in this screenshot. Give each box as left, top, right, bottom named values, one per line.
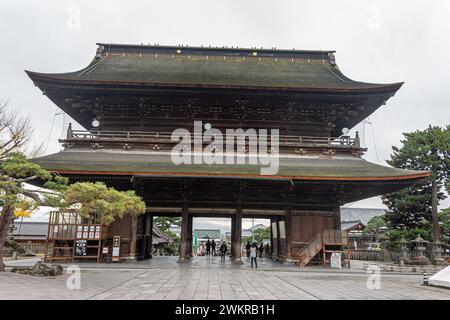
left=382, top=125, right=450, bottom=240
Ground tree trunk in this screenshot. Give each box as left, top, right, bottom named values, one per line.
left=431, top=175, right=440, bottom=241
left=0, top=202, right=14, bottom=272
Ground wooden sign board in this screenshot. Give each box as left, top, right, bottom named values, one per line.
left=112, top=236, right=121, bottom=262
left=75, top=240, right=87, bottom=256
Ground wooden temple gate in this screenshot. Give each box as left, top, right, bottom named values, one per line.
left=27, top=43, right=428, bottom=266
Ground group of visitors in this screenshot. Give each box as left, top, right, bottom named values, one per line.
left=204, top=239, right=228, bottom=262
left=245, top=242, right=271, bottom=269
left=201, top=239, right=271, bottom=268
left=245, top=242, right=270, bottom=258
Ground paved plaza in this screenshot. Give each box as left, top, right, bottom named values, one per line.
left=1, top=256, right=449, bottom=300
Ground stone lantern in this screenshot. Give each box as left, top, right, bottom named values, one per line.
left=410, top=235, right=429, bottom=265
left=431, top=239, right=446, bottom=266
left=398, top=237, right=409, bottom=265
left=376, top=227, right=391, bottom=262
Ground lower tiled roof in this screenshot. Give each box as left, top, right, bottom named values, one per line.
left=32, top=149, right=429, bottom=181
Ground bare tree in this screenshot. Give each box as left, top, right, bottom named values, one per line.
left=0, top=102, right=53, bottom=271
left=0, top=101, right=32, bottom=160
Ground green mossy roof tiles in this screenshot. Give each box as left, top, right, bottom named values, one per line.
left=33, top=150, right=429, bottom=181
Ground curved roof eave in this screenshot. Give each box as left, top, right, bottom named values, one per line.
left=25, top=70, right=404, bottom=95
left=31, top=150, right=430, bottom=183
left=44, top=169, right=430, bottom=182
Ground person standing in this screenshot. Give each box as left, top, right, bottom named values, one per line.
left=219, top=242, right=227, bottom=262
left=211, top=240, right=216, bottom=256
left=205, top=239, right=211, bottom=257
left=250, top=243, right=258, bottom=268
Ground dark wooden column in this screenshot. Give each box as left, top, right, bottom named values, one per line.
left=186, top=213, right=193, bottom=258
left=230, top=215, right=236, bottom=260
left=178, top=201, right=189, bottom=263
left=148, top=214, right=153, bottom=259
left=272, top=216, right=281, bottom=261
left=270, top=217, right=275, bottom=259
left=334, top=206, right=341, bottom=230
left=285, top=203, right=293, bottom=262
left=232, top=205, right=243, bottom=264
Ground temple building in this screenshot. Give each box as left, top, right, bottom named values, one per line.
left=26, top=43, right=429, bottom=264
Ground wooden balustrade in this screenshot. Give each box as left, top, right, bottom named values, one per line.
left=63, top=129, right=361, bottom=153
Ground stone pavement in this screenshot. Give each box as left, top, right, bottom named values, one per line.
left=1, top=256, right=449, bottom=300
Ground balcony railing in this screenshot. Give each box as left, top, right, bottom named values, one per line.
left=67, top=129, right=360, bottom=145
left=62, top=128, right=364, bottom=155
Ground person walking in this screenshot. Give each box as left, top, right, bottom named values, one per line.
left=211, top=240, right=216, bottom=256
left=264, top=243, right=270, bottom=258
left=219, top=242, right=227, bottom=262
left=250, top=243, right=258, bottom=269
left=245, top=242, right=251, bottom=258
left=259, top=243, right=264, bottom=258
left=205, top=239, right=211, bottom=257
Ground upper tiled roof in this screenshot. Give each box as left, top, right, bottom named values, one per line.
left=26, top=43, right=403, bottom=93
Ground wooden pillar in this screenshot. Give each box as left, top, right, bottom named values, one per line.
left=285, top=204, right=293, bottom=262
left=148, top=215, right=153, bottom=259
left=274, top=217, right=281, bottom=261
left=270, top=217, right=275, bottom=260
left=186, top=214, right=193, bottom=258
left=230, top=215, right=236, bottom=260
left=129, top=215, right=137, bottom=261
left=178, top=202, right=189, bottom=263
left=232, top=206, right=243, bottom=264
left=334, top=207, right=341, bottom=230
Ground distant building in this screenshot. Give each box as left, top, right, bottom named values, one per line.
left=341, top=220, right=366, bottom=234
left=194, top=229, right=222, bottom=241
left=248, top=224, right=268, bottom=232
left=169, top=225, right=181, bottom=237
left=152, top=225, right=173, bottom=245
left=340, top=208, right=384, bottom=250
left=11, top=221, right=48, bottom=254
left=340, top=207, right=385, bottom=225
left=224, top=230, right=251, bottom=241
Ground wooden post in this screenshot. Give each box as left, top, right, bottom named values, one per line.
left=178, top=202, right=189, bottom=263
left=230, top=215, right=236, bottom=260
left=285, top=204, right=292, bottom=262
left=129, top=215, right=137, bottom=261
left=322, top=233, right=326, bottom=266
left=145, top=214, right=153, bottom=259
left=186, top=213, right=193, bottom=258
left=149, top=215, right=153, bottom=258
left=270, top=217, right=275, bottom=260
left=232, top=207, right=243, bottom=264
left=276, top=217, right=281, bottom=261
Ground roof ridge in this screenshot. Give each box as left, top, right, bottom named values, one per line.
left=96, top=43, right=335, bottom=59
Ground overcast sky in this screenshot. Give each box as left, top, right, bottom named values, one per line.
left=1, top=1, right=449, bottom=229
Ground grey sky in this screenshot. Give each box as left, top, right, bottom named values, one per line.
left=1, top=1, right=449, bottom=228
